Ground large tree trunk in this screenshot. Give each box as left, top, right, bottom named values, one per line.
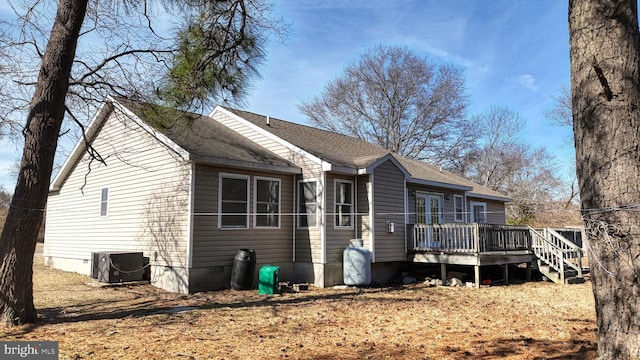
left=569, top=0, right=640, bottom=358
left=0, top=0, right=88, bottom=325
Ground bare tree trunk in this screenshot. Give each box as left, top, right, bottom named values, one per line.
left=0, top=0, right=88, bottom=325
left=569, top=0, right=640, bottom=358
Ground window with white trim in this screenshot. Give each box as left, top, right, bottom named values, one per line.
left=255, top=177, right=280, bottom=228
left=100, top=187, right=109, bottom=217
left=219, top=174, right=249, bottom=228
left=470, top=201, right=487, bottom=223
left=298, top=180, right=317, bottom=228
left=335, top=180, right=353, bottom=228
left=454, top=195, right=465, bottom=222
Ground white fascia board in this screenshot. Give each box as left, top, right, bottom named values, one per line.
left=110, top=97, right=190, bottom=160
left=408, top=178, right=473, bottom=191
left=188, top=155, right=302, bottom=174
left=50, top=100, right=113, bottom=191
left=212, top=106, right=326, bottom=167
left=329, top=164, right=357, bottom=175
left=466, top=192, right=512, bottom=203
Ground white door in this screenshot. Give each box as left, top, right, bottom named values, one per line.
left=416, top=193, right=444, bottom=248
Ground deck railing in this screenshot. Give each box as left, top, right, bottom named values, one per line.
left=408, top=223, right=532, bottom=253
left=530, top=227, right=583, bottom=281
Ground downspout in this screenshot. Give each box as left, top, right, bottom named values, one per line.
left=321, top=172, right=327, bottom=264
left=186, top=162, right=196, bottom=269
left=369, top=173, right=375, bottom=262
left=404, top=178, right=408, bottom=254
left=292, top=174, right=296, bottom=263
left=354, top=175, right=358, bottom=240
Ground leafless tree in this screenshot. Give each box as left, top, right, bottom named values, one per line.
left=569, top=0, right=640, bottom=357
left=454, top=106, right=565, bottom=225
left=298, top=44, right=473, bottom=165
left=0, top=0, right=287, bottom=325
left=545, top=84, right=573, bottom=127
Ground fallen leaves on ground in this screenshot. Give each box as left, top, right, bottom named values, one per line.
left=1, top=258, right=597, bottom=359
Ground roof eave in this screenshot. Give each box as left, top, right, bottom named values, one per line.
left=407, top=178, right=474, bottom=191
left=189, top=155, right=302, bottom=174
left=466, top=192, right=512, bottom=202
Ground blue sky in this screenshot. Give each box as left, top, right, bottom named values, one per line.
left=0, top=1, right=574, bottom=192
left=247, top=1, right=575, bottom=175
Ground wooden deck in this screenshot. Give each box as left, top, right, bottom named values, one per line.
left=406, top=224, right=584, bottom=287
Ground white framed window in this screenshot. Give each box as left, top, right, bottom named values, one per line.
left=454, top=195, right=465, bottom=222
left=334, top=179, right=353, bottom=228
left=219, top=173, right=249, bottom=228
left=470, top=201, right=487, bottom=223
left=100, top=187, right=109, bottom=217
left=254, top=177, right=280, bottom=228
left=297, top=180, right=318, bottom=228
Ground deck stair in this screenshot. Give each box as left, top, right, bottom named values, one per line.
left=529, top=227, right=585, bottom=284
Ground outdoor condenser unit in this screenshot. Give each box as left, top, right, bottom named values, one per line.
left=90, top=252, right=144, bottom=283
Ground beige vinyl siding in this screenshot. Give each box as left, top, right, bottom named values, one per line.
left=485, top=199, right=507, bottom=224
left=44, top=109, right=190, bottom=267
left=372, top=160, right=406, bottom=262
left=213, top=111, right=322, bottom=175
left=190, top=164, right=294, bottom=267
left=356, top=175, right=371, bottom=249
left=324, top=173, right=357, bottom=264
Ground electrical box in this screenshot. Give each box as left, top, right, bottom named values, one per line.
left=92, top=252, right=144, bottom=283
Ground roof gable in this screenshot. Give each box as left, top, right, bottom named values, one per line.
left=51, top=98, right=301, bottom=192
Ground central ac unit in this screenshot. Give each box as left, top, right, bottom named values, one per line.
left=90, top=252, right=144, bottom=283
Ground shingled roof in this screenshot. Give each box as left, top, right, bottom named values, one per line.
left=115, top=98, right=300, bottom=173
left=223, top=107, right=509, bottom=201
left=223, top=108, right=390, bottom=168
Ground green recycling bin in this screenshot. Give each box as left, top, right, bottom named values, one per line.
left=258, top=265, right=280, bottom=295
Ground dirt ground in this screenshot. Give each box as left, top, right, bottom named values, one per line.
left=1, top=254, right=597, bottom=360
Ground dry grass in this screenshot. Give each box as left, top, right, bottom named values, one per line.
left=2, top=255, right=597, bottom=360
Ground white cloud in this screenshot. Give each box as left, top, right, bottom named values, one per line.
left=516, top=74, right=539, bottom=91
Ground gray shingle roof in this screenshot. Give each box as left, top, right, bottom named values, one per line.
left=224, top=108, right=390, bottom=168
left=224, top=107, right=509, bottom=200
left=116, top=98, right=299, bottom=171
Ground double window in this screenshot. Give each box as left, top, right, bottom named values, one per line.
left=219, top=174, right=281, bottom=229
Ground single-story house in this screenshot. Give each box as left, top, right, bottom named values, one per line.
left=44, top=96, right=513, bottom=293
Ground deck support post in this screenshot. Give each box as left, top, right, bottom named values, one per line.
left=503, top=264, right=509, bottom=285
left=526, top=262, right=532, bottom=281
left=474, top=265, right=480, bottom=288
left=440, top=263, right=447, bottom=284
